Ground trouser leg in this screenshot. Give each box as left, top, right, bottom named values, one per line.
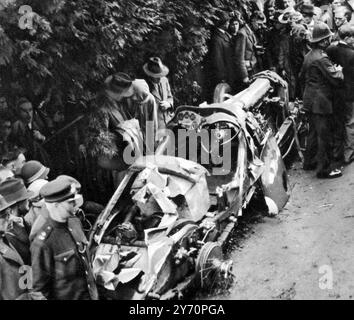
left=343, top=100, right=354, bottom=163
left=314, top=114, right=332, bottom=176
left=332, top=113, right=345, bottom=167
left=303, top=115, right=317, bottom=169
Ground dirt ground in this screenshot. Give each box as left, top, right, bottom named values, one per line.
left=212, top=161, right=354, bottom=300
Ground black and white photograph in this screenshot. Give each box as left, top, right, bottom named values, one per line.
left=0, top=0, right=354, bottom=304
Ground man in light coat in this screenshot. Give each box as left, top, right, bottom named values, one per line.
left=143, top=57, right=174, bottom=130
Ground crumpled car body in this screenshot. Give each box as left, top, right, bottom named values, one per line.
left=88, top=71, right=290, bottom=300
left=89, top=156, right=234, bottom=299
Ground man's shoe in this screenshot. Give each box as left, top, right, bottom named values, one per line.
left=316, top=169, right=342, bottom=179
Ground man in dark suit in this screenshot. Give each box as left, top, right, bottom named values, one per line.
left=301, top=22, right=343, bottom=178
left=327, top=25, right=354, bottom=164
left=204, top=11, right=233, bottom=102
left=234, top=17, right=259, bottom=90
left=30, top=177, right=98, bottom=300
left=11, top=98, right=51, bottom=166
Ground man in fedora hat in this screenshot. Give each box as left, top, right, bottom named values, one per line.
left=301, top=4, right=316, bottom=34
left=0, top=178, right=34, bottom=266
left=143, top=57, right=174, bottom=129
left=300, top=22, right=344, bottom=178
left=87, top=72, right=158, bottom=188
left=103, top=72, right=158, bottom=134
left=30, top=177, right=98, bottom=300
left=0, top=195, right=32, bottom=300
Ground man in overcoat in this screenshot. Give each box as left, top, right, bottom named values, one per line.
left=301, top=22, right=343, bottom=178
left=327, top=25, right=354, bottom=164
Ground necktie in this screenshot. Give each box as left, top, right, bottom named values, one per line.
left=158, top=83, right=163, bottom=99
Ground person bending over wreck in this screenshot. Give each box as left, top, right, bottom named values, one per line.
left=86, top=72, right=158, bottom=187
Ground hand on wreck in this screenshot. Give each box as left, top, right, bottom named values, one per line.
left=159, top=101, right=171, bottom=111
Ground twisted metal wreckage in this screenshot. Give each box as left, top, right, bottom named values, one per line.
left=88, top=71, right=305, bottom=300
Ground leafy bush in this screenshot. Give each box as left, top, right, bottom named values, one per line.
left=0, top=0, right=249, bottom=110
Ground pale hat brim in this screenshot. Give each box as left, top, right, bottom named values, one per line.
left=26, top=166, right=50, bottom=185
left=143, top=63, right=169, bottom=78
left=310, top=31, right=334, bottom=43
left=0, top=199, right=16, bottom=212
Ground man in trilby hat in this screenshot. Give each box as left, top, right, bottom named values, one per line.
left=301, top=4, right=316, bottom=34
left=87, top=72, right=158, bottom=187
left=143, top=57, right=174, bottom=129
left=0, top=178, right=34, bottom=266
left=0, top=195, right=32, bottom=300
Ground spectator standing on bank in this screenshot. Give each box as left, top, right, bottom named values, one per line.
left=0, top=114, right=16, bottom=157
left=327, top=25, right=354, bottom=164
left=0, top=178, right=34, bottom=268
left=301, top=22, right=343, bottom=178
left=301, top=4, right=316, bottom=34
left=332, top=5, right=352, bottom=42
left=233, top=11, right=259, bottom=90
left=11, top=98, right=51, bottom=166
left=1, top=147, right=26, bottom=177
left=204, top=11, right=233, bottom=101
left=0, top=195, right=32, bottom=300
left=143, top=57, right=174, bottom=130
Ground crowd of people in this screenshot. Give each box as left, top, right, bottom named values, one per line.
left=205, top=0, right=354, bottom=178
left=1, top=0, right=354, bottom=299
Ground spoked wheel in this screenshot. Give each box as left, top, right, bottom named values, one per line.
left=196, top=242, right=233, bottom=291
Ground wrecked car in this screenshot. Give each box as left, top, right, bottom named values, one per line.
left=88, top=71, right=290, bottom=300
left=214, top=71, right=306, bottom=163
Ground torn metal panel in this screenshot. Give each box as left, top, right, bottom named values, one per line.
left=260, top=134, right=290, bottom=210
left=131, top=155, right=209, bottom=182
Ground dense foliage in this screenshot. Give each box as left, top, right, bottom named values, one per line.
left=0, top=0, right=252, bottom=202
left=0, top=0, right=249, bottom=110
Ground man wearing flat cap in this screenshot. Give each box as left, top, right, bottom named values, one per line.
left=143, top=57, right=174, bottom=129
left=30, top=177, right=98, bottom=300
left=0, top=195, right=32, bottom=300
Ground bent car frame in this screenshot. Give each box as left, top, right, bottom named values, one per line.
left=88, top=71, right=291, bottom=300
